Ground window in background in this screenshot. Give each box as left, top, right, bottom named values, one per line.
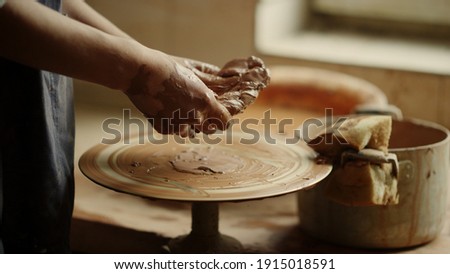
left=310, top=0, right=450, bottom=39
left=255, top=0, right=450, bottom=75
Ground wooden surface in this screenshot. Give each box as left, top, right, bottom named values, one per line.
left=72, top=103, right=450, bottom=253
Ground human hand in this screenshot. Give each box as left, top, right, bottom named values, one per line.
left=124, top=50, right=231, bottom=137
left=175, top=56, right=270, bottom=115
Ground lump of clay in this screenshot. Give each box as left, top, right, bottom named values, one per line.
left=308, top=115, right=392, bottom=158
left=190, top=56, right=270, bottom=116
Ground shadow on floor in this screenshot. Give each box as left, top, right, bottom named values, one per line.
left=70, top=218, right=170, bottom=253
left=268, top=225, right=425, bottom=254
left=71, top=218, right=421, bottom=254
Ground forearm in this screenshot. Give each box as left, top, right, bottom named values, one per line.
left=0, top=0, right=142, bottom=90
left=62, top=1, right=184, bottom=64
left=0, top=1, right=241, bottom=137
left=62, top=0, right=131, bottom=39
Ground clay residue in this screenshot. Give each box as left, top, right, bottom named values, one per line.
left=169, top=146, right=244, bottom=175
left=191, top=56, right=270, bottom=116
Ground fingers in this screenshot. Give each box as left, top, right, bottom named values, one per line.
left=142, top=55, right=268, bottom=138
left=218, top=56, right=266, bottom=77
left=149, top=118, right=196, bottom=137
left=148, top=102, right=230, bottom=137
left=210, top=56, right=270, bottom=116
left=148, top=109, right=199, bottom=136
left=185, top=96, right=232, bottom=135
left=187, top=59, right=221, bottom=74
left=174, top=56, right=221, bottom=74
left=192, top=68, right=240, bottom=94
left=203, top=99, right=232, bottom=131
left=241, top=66, right=270, bottom=87
left=179, top=58, right=240, bottom=94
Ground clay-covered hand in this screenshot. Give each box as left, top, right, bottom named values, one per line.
left=172, top=56, right=240, bottom=95
left=124, top=50, right=231, bottom=137
left=175, top=56, right=270, bottom=115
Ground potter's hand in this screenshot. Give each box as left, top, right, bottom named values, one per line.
left=124, top=50, right=231, bottom=137
left=172, top=56, right=240, bottom=94
left=175, top=56, right=270, bottom=115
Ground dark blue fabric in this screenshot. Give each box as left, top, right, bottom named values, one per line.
left=38, top=0, right=61, bottom=12
left=0, top=0, right=75, bottom=253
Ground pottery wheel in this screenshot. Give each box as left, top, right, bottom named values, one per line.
left=79, top=132, right=331, bottom=253
left=79, top=132, right=332, bottom=202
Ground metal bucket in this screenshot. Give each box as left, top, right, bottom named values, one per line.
left=297, top=118, right=450, bottom=248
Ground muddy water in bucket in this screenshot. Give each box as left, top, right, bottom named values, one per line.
left=297, top=118, right=450, bottom=249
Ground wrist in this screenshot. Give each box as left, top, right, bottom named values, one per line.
left=103, top=36, right=145, bottom=91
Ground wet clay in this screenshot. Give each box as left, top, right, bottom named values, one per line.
left=170, top=146, right=244, bottom=175
left=192, top=56, right=270, bottom=116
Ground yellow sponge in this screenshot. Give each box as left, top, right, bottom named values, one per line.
left=308, top=115, right=392, bottom=157
left=326, top=161, right=399, bottom=206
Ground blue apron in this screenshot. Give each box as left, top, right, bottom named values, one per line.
left=0, top=0, right=75, bottom=253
